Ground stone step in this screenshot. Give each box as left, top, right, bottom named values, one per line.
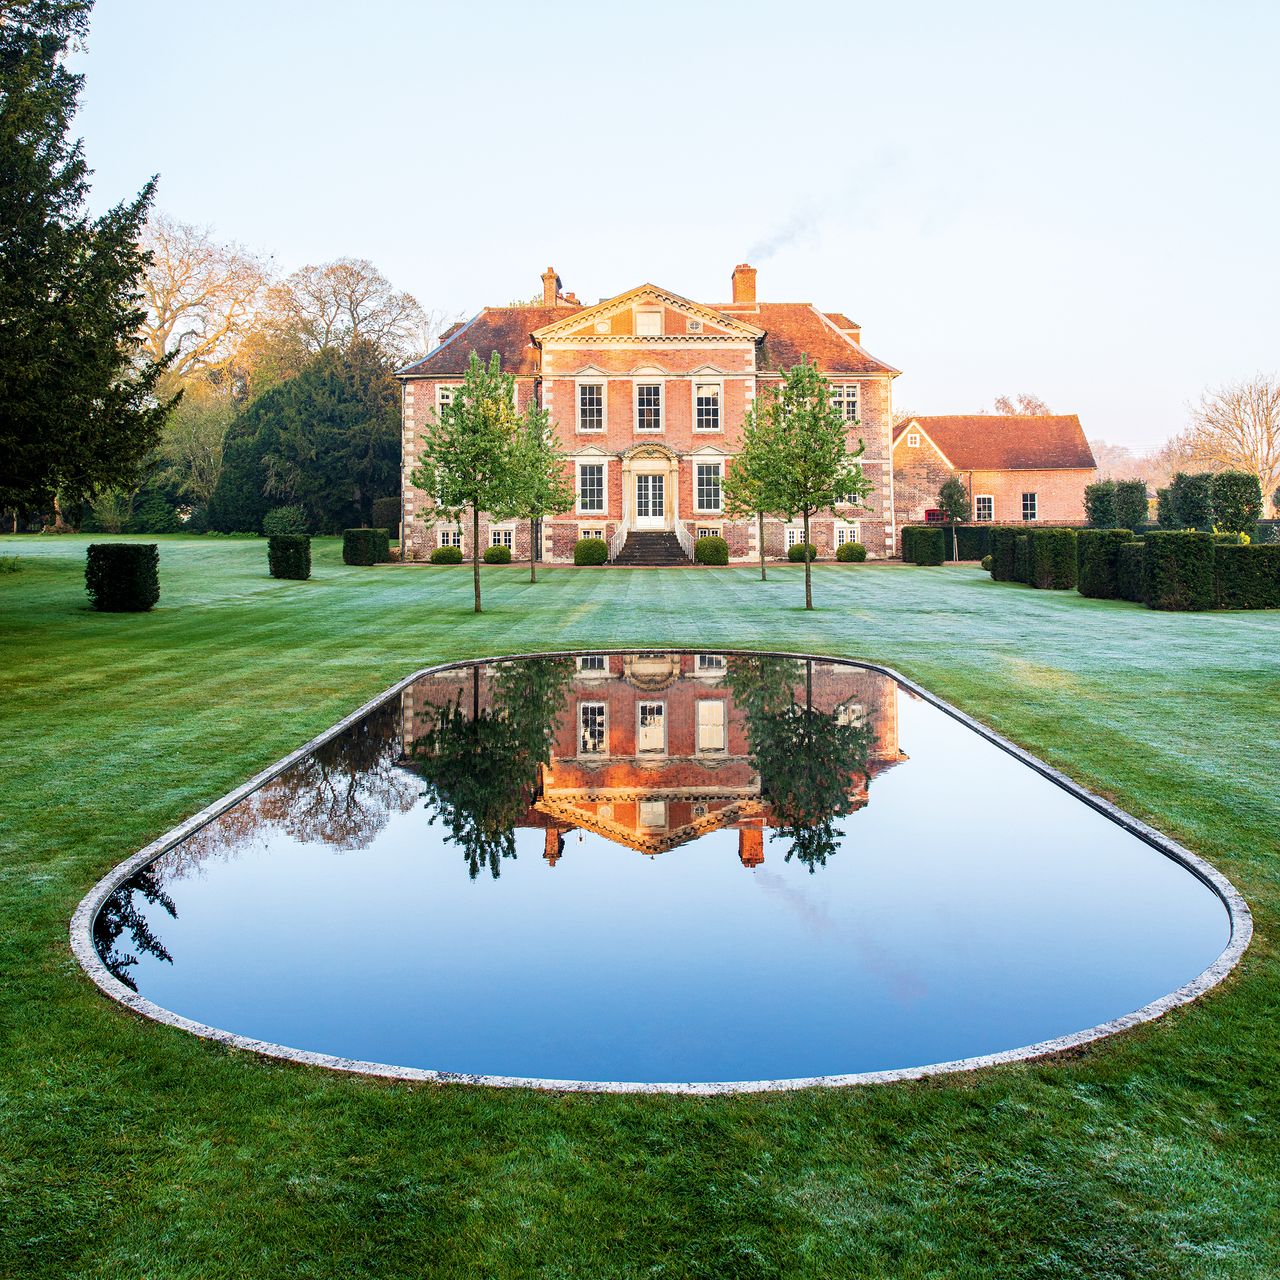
left=612, top=531, right=692, bottom=566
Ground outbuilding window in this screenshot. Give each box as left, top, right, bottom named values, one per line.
left=1022, top=492, right=1038, bottom=521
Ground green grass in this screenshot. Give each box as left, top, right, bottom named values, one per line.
left=2, top=534, right=1278, bottom=1280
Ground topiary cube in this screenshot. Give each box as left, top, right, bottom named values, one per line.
left=268, top=534, right=311, bottom=580
left=343, top=528, right=391, bottom=565
left=85, top=543, right=160, bottom=612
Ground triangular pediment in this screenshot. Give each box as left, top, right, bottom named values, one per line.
left=533, top=284, right=765, bottom=342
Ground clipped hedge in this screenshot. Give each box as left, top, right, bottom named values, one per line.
left=1117, top=542, right=1147, bottom=602
left=1146, top=531, right=1215, bottom=611
left=574, top=537, right=608, bottom=566
left=483, top=544, right=512, bottom=564
left=694, top=535, right=729, bottom=565
left=268, top=534, right=311, bottom=580
left=788, top=542, right=818, bottom=562
left=953, top=525, right=992, bottom=560
left=342, top=527, right=391, bottom=566
left=835, top=541, right=866, bottom=562
left=909, top=526, right=945, bottom=566
left=990, top=528, right=1020, bottom=581
left=85, top=543, right=160, bottom=612
left=1077, top=529, right=1134, bottom=598
left=1013, top=536, right=1030, bottom=584
left=430, top=545, right=463, bottom=564
left=1029, top=528, right=1078, bottom=590
left=262, top=504, right=307, bottom=536
left=1214, top=544, right=1280, bottom=609
left=371, top=496, right=401, bottom=538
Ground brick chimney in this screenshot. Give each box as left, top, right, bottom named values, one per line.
left=541, top=266, right=561, bottom=306
left=731, top=263, right=757, bottom=304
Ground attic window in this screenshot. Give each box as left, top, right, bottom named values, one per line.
left=688, top=319, right=703, bottom=333
left=594, top=320, right=609, bottom=334
left=907, top=432, right=921, bottom=448
left=636, top=310, right=662, bottom=336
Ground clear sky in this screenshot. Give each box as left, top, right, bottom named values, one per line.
left=71, top=0, right=1278, bottom=449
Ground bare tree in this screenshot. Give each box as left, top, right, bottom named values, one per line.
left=156, top=381, right=236, bottom=508
left=1185, top=375, right=1280, bottom=516
left=992, top=392, right=1051, bottom=415
left=1088, top=439, right=1138, bottom=479
left=139, top=214, right=270, bottom=389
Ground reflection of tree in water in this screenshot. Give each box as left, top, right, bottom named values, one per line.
left=722, top=655, right=873, bottom=873
left=93, top=868, right=176, bottom=991
left=410, top=658, right=574, bottom=880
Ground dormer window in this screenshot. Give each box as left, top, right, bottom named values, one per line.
left=635, top=309, right=662, bottom=336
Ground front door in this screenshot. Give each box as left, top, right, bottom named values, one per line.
left=635, top=473, right=665, bottom=529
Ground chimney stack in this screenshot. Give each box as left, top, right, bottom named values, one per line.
left=542, top=266, right=561, bottom=306
left=731, top=263, right=757, bottom=304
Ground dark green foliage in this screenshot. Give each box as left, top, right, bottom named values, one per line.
left=835, top=541, right=866, bottom=562
left=1214, top=545, right=1280, bottom=609
left=954, top=525, right=992, bottom=559
left=84, top=543, right=159, bottom=612
left=1155, top=486, right=1176, bottom=528
left=1168, top=472, right=1213, bottom=529
left=1212, top=532, right=1247, bottom=545
left=342, top=528, right=390, bottom=566
left=184, top=507, right=210, bottom=534
left=573, top=537, right=608, bottom=566
left=1028, top=528, right=1078, bottom=589
left=981, top=554, right=993, bottom=572
left=990, top=528, right=1019, bottom=581
left=482, top=544, right=511, bottom=564
left=1013, top=535, right=1030, bottom=584
left=909, top=527, right=944, bottom=566
left=207, top=418, right=272, bottom=533
left=371, top=496, right=400, bottom=538
left=262, top=505, right=307, bottom=536
left=1117, top=542, right=1148, bottom=602
left=1084, top=481, right=1118, bottom=528
left=430, top=545, right=463, bottom=564
left=129, top=487, right=181, bottom=534
left=788, top=541, right=819, bottom=562
left=1077, top=529, right=1134, bottom=598
left=1146, top=531, right=1215, bottom=611
left=1210, top=471, right=1263, bottom=535
left=694, top=535, right=729, bottom=565
left=1113, top=480, right=1149, bottom=530
left=267, top=535, right=310, bottom=580
left=900, top=526, right=916, bottom=561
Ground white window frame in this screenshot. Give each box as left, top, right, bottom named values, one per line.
left=635, top=308, right=663, bottom=337
left=437, top=527, right=462, bottom=548
left=834, top=521, right=861, bottom=546
left=576, top=380, right=605, bottom=433
left=696, top=699, right=728, bottom=755
left=436, top=384, right=460, bottom=414
left=634, top=381, right=664, bottom=433
left=576, top=654, right=608, bottom=675
left=1022, top=492, right=1038, bottom=522
left=785, top=526, right=804, bottom=548
left=578, top=701, right=608, bottom=756
left=693, top=379, right=723, bottom=432
left=906, top=431, right=921, bottom=448
left=638, top=799, right=668, bottom=829
left=831, top=384, right=860, bottom=422
left=489, top=526, right=514, bottom=548
left=975, top=495, right=994, bottom=522
left=636, top=700, right=667, bottom=755
left=695, top=461, right=723, bottom=513
left=696, top=653, right=726, bottom=671
left=695, top=525, right=720, bottom=540
left=579, top=526, right=605, bottom=540
left=576, top=461, right=607, bottom=514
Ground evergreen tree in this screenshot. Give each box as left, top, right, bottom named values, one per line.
left=0, top=1, right=175, bottom=515
left=937, top=475, right=971, bottom=561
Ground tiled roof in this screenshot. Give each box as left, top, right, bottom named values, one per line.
left=398, top=305, right=582, bottom=377
left=719, top=302, right=898, bottom=375
left=823, top=312, right=860, bottom=331
left=895, top=416, right=1096, bottom=471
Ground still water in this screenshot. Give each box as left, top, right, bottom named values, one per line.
left=96, top=653, right=1230, bottom=1085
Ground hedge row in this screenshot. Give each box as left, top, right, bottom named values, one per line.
left=268, top=534, right=311, bottom=580
left=1215, top=544, right=1280, bottom=609
left=987, top=528, right=1078, bottom=589
left=1077, top=529, right=1134, bottom=598
left=901, top=526, right=944, bottom=565
left=342, top=528, right=391, bottom=565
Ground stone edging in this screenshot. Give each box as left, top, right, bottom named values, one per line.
left=69, top=650, right=1253, bottom=1095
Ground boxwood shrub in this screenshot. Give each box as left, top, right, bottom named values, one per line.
left=1117, top=542, right=1147, bottom=602
left=574, top=537, right=608, bottom=565
left=1146, top=531, right=1215, bottom=610
left=371, top=496, right=400, bottom=538
left=835, top=541, right=866, bottom=562
left=482, top=544, right=512, bottom=564
left=787, top=541, right=818, bottom=562
left=268, top=534, right=311, bottom=580
left=430, top=545, right=463, bottom=564
left=85, top=543, right=160, bottom=612
left=910, top=526, right=945, bottom=566
left=694, top=535, right=729, bottom=565
left=989, top=528, right=1019, bottom=581
left=1214, top=544, right=1280, bottom=609
left=1029, top=528, right=1077, bottom=589
left=262, top=504, right=307, bottom=536
left=342, top=527, right=391, bottom=565
left=1077, top=529, right=1134, bottom=598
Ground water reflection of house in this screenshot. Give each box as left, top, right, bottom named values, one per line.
left=402, top=655, right=905, bottom=868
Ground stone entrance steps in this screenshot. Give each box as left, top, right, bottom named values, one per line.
left=611, top=531, right=691, bottom=566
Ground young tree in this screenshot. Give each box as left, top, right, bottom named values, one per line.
left=504, top=403, right=574, bottom=582
left=937, top=475, right=971, bottom=561
left=749, top=359, right=871, bottom=609
left=0, top=0, right=176, bottom=516
left=723, top=397, right=778, bottom=580
left=411, top=351, right=522, bottom=612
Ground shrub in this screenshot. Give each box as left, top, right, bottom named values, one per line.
left=1155, top=486, right=1177, bottom=528
left=1210, top=470, right=1263, bottom=537
left=787, top=541, right=818, bottom=562
left=835, top=541, right=866, bottom=562
left=953, top=525, right=992, bottom=560
left=1013, top=535, right=1030, bottom=584
left=1214, top=544, right=1280, bottom=609
left=1084, top=480, right=1118, bottom=528
left=85, top=543, right=160, bottom=612
left=343, top=527, right=391, bottom=565
left=900, top=527, right=917, bottom=562
left=263, top=504, right=307, bottom=536
left=430, top=545, right=463, bottom=564
left=268, top=534, right=311, bottom=580
left=371, top=496, right=401, bottom=538
left=483, top=544, right=512, bottom=564
left=910, top=527, right=944, bottom=566
left=980, top=554, right=993, bottom=572
left=1113, top=480, right=1149, bottom=531
left=1117, top=542, right=1147, bottom=602
left=1028, top=528, right=1077, bottom=589
left=695, top=535, right=729, bottom=565
left=1077, top=529, right=1134, bottom=598
left=574, top=537, right=609, bottom=566
left=1168, top=471, right=1213, bottom=529
left=990, top=528, right=1020, bottom=581
left=1146, top=531, right=1215, bottom=611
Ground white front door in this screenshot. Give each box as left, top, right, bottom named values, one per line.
left=634, top=473, right=666, bottom=529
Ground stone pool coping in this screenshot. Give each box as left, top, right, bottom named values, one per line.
left=70, top=649, right=1254, bottom=1095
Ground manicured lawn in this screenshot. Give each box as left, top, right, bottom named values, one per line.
left=2, top=534, right=1277, bottom=1280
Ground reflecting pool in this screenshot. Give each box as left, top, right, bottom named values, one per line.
left=94, top=652, right=1233, bottom=1085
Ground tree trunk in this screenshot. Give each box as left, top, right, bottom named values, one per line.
left=51, top=493, right=69, bottom=532
left=803, top=509, right=813, bottom=609
left=758, top=511, right=766, bottom=580
left=472, top=505, right=482, bottom=613
left=952, top=523, right=958, bottom=562
left=530, top=515, right=537, bottom=583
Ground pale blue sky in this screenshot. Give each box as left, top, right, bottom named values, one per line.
left=73, top=0, right=1278, bottom=449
